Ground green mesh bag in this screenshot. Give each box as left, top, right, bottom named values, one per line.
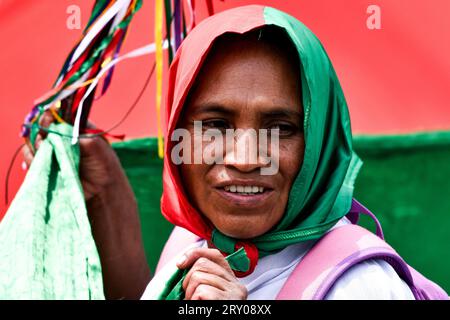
left=0, top=123, right=104, bottom=299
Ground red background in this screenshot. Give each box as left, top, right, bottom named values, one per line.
left=1, top=0, right=449, bottom=217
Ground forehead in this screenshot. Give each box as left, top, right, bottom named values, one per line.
left=183, top=30, right=302, bottom=118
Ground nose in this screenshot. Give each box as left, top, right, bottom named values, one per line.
left=223, top=128, right=269, bottom=173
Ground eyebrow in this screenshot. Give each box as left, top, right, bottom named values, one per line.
left=259, top=109, right=303, bottom=121
left=191, top=104, right=235, bottom=117
left=191, top=103, right=303, bottom=121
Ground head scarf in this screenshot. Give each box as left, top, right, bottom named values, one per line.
left=161, top=5, right=362, bottom=278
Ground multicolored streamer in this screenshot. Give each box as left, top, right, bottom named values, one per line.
left=22, top=0, right=142, bottom=144
left=155, top=0, right=165, bottom=159
left=23, top=0, right=223, bottom=155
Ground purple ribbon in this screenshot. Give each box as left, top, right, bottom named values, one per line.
left=174, top=0, right=182, bottom=51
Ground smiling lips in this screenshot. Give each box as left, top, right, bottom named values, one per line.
left=214, top=182, right=274, bottom=208
left=224, top=185, right=265, bottom=194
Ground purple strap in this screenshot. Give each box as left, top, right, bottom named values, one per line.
left=174, top=0, right=182, bottom=50
left=277, top=224, right=448, bottom=300
left=347, top=198, right=385, bottom=239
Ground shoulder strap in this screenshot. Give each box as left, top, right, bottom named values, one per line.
left=276, top=224, right=422, bottom=300
left=155, top=226, right=201, bottom=274
left=346, top=198, right=384, bottom=239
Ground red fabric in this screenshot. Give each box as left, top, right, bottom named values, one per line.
left=205, top=0, right=214, bottom=16
left=3, top=0, right=450, bottom=220
left=160, top=5, right=266, bottom=243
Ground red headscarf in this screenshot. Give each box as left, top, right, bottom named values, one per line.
left=161, top=5, right=266, bottom=242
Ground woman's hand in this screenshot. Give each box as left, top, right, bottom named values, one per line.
left=177, top=248, right=248, bottom=300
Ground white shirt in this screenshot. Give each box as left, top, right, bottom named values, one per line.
left=142, top=218, right=415, bottom=300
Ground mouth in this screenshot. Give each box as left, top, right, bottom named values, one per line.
left=223, top=184, right=266, bottom=195
left=214, top=181, right=274, bottom=207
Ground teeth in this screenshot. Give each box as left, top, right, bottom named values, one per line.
left=224, top=185, right=265, bottom=194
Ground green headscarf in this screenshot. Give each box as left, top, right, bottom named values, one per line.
left=251, top=7, right=362, bottom=253
left=207, top=7, right=362, bottom=260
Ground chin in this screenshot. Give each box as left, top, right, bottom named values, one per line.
left=214, top=217, right=272, bottom=240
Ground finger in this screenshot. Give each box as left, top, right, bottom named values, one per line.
left=190, top=284, right=225, bottom=300
left=34, top=134, right=44, bottom=150
left=37, top=110, right=54, bottom=140
left=177, top=247, right=232, bottom=273
left=38, top=110, right=54, bottom=128
left=85, top=121, right=97, bottom=130
left=184, top=271, right=229, bottom=300
left=182, top=257, right=235, bottom=291
left=29, top=110, right=55, bottom=150
left=22, top=143, right=34, bottom=167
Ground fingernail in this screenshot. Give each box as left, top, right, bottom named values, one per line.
left=176, top=254, right=187, bottom=267
left=21, top=161, right=27, bottom=171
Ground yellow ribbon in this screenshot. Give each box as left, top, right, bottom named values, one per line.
left=155, top=0, right=164, bottom=159
left=50, top=101, right=66, bottom=124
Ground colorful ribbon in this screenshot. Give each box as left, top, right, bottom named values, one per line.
left=155, top=0, right=164, bottom=159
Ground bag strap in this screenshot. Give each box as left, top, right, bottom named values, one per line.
left=276, top=223, right=421, bottom=300
left=155, top=226, right=200, bottom=274
left=346, top=198, right=384, bottom=239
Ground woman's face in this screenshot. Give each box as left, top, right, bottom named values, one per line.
left=179, top=35, right=305, bottom=239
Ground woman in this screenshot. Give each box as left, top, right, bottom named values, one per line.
left=141, top=5, right=416, bottom=300
left=23, top=5, right=420, bottom=299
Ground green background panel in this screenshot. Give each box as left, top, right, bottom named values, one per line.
left=112, top=131, right=450, bottom=291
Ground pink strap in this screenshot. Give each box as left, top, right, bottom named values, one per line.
left=276, top=224, right=413, bottom=300
left=155, top=226, right=200, bottom=274
left=157, top=224, right=446, bottom=300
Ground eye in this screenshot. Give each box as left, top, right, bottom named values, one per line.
left=267, top=122, right=299, bottom=137
left=202, top=119, right=231, bottom=132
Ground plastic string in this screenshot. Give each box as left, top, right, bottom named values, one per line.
left=155, top=0, right=164, bottom=158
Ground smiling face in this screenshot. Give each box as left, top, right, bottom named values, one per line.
left=178, top=28, right=305, bottom=239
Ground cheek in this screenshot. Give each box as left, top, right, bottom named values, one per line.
left=279, top=138, right=305, bottom=186
left=180, top=160, right=219, bottom=222
left=179, top=164, right=207, bottom=203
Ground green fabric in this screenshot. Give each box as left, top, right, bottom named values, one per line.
left=211, top=229, right=236, bottom=253
left=353, top=131, right=450, bottom=293
left=112, top=131, right=450, bottom=292
left=0, top=123, right=104, bottom=299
